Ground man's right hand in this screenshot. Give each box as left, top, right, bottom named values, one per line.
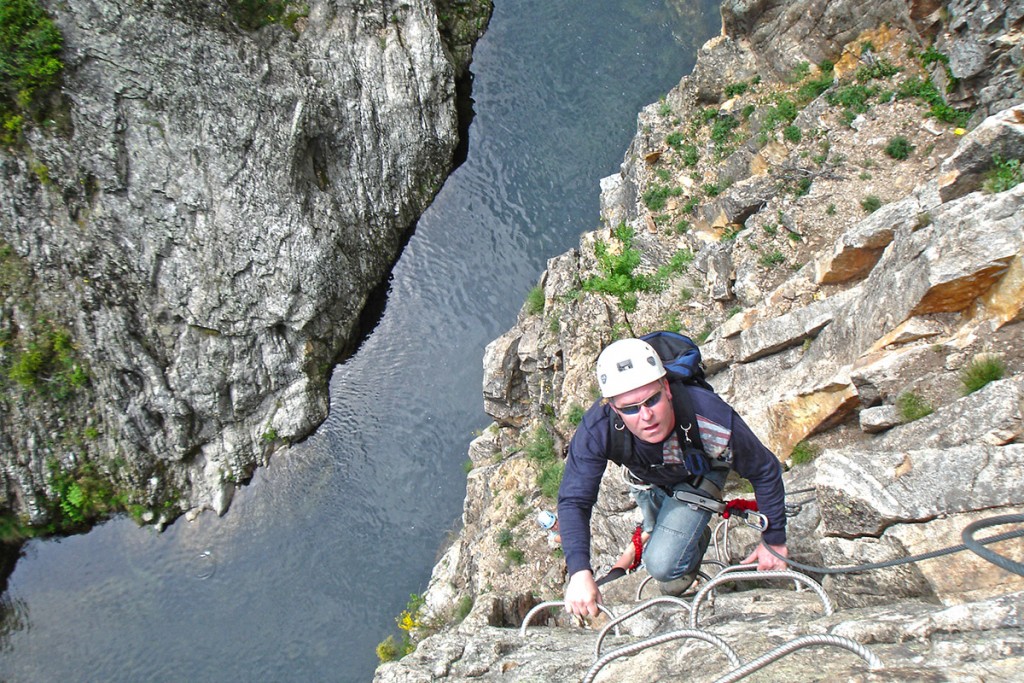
left=564, top=569, right=602, bottom=617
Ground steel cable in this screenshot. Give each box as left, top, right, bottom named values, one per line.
left=583, top=628, right=741, bottom=683
left=690, top=570, right=833, bottom=628
left=710, top=634, right=883, bottom=683
left=594, top=596, right=691, bottom=657
left=764, top=525, right=1024, bottom=575
left=961, top=513, right=1024, bottom=576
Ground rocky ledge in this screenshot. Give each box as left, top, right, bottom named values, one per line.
left=375, top=0, right=1023, bottom=680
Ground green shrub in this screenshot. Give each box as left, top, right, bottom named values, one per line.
left=5, top=322, right=89, bottom=398
left=960, top=355, right=1005, bottom=395
left=681, top=144, right=699, bottom=167
left=642, top=184, right=683, bottom=211
left=666, top=131, right=685, bottom=149
left=525, top=285, right=544, bottom=315
left=455, top=595, right=473, bottom=622
left=0, top=0, right=64, bottom=115
left=855, top=58, right=900, bottom=82
left=710, top=115, right=739, bottom=153
left=758, top=250, right=785, bottom=267
left=724, top=81, right=749, bottom=97
left=525, top=426, right=564, bottom=501
left=828, top=84, right=874, bottom=115
left=783, top=125, right=802, bottom=143
left=789, top=441, right=820, bottom=465
left=376, top=635, right=402, bottom=663
left=983, top=156, right=1023, bottom=194
left=860, top=195, right=883, bottom=213
left=566, top=403, right=585, bottom=426
left=884, top=136, right=914, bottom=160
left=226, top=0, right=307, bottom=31
left=896, top=391, right=933, bottom=422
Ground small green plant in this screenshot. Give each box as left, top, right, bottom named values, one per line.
left=506, top=548, right=526, bottom=565
left=759, top=250, right=785, bottom=267
left=783, top=125, right=802, bottom=143
left=376, top=636, right=402, bottom=663
left=826, top=203, right=836, bottom=216
left=855, top=58, right=900, bottom=83
left=860, top=195, right=883, bottom=213
left=525, top=285, right=545, bottom=315
left=261, top=428, right=278, bottom=443
left=496, top=527, right=513, bottom=548
left=884, top=136, right=914, bottom=160
left=983, top=156, right=1023, bottom=194
left=566, top=403, right=585, bottom=426
left=724, top=81, right=749, bottom=98
left=681, top=144, right=699, bottom=167
left=896, top=391, right=933, bottom=422
left=642, top=184, right=683, bottom=211
left=0, top=0, right=64, bottom=122
left=659, top=100, right=673, bottom=117
left=960, top=355, right=1005, bottom=395
left=226, top=0, right=308, bottom=31
left=788, top=61, right=811, bottom=83
left=666, top=131, right=685, bottom=149
left=454, top=595, right=473, bottom=622
left=525, top=426, right=563, bottom=501
left=5, top=321, right=89, bottom=399
left=789, top=441, right=820, bottom=465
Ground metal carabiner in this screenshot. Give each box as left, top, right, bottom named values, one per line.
left=743, top=510, right=769, bottom=532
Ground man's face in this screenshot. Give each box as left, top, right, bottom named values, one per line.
left=610, top=379, right=675, bottom=444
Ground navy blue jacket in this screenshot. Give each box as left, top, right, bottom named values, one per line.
left=557, top=383, right=787, bottom=577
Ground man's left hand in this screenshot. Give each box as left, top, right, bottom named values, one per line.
left=741, top=542, right=788, bottom=571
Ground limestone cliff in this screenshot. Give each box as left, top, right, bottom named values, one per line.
left=376, top=0, right=1024, bottom=680
left=0, top=0, right=491, bottom=530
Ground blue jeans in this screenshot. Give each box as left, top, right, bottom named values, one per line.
left=631, top=469, right=728, bottom=582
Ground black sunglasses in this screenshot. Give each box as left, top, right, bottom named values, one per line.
left=615, top=390, right=663, bottom=416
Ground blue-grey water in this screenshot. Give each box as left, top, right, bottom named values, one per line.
left=0, top=1, right=719, bottom=680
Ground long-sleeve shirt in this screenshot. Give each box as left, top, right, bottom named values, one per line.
left=557, top=383, right=787, bottom=577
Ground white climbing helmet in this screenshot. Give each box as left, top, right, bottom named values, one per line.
left=595, top=338, right=666, bottom=398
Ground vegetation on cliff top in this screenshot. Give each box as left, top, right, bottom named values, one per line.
left=0, top=0, right=63, bottom=144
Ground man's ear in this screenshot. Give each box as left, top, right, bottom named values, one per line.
left=662, top=378, right=672, bottom=400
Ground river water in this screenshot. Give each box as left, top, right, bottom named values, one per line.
left=0, top=1, right=719, bottom=680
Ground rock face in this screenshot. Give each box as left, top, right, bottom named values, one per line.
left=375, top=0, right=1024, bottom=679
left=0, top=0, right=490, bottom=525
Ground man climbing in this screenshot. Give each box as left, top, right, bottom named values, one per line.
left=557, top=337, right=788, bottom=618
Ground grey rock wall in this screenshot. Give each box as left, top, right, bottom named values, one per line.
left=0, top=0, right=489, bottom=523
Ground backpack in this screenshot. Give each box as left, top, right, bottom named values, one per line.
left=638, top=331, right=714, bottom=392
left=606, top=331, right=720, bottom=481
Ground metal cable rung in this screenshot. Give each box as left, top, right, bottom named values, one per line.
left=690, top=570, right=833, bottom=629
left=711, top=634, right=883, bottom=683
left=583, top=628, right=741, bottom=683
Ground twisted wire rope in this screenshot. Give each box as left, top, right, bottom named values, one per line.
left=583, top=628, right=741, bottom=683
left=710, top=634, right=884, bottom=683
left=594, top=596, right=691, bottom=657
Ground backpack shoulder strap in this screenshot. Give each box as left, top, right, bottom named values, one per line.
left=669, top=378, right=705, bottom=453
left=606, top=407, right=632, bottom=466
left=605, top=381, right=704, bottom=464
